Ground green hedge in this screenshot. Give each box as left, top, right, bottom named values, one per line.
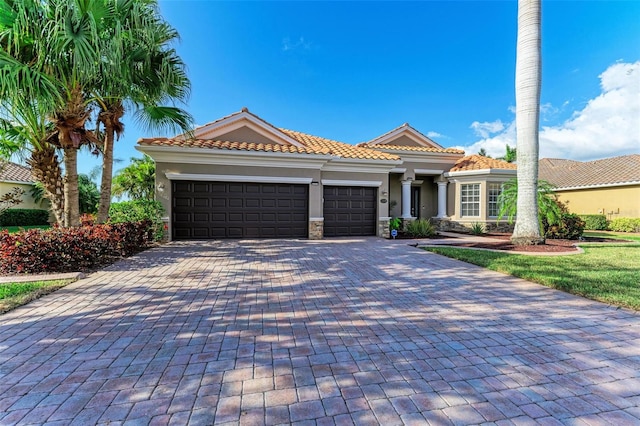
left=0, top=209, right=49, bottom=226
left=580, top=214, right=608, bottom=230
left=546, top=213, right=585, bottom=240
left=109, top=200, right=165, bottom=241
left=608, top=218, right=640, bottom=233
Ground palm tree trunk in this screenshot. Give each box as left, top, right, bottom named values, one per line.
left=96, top=124, right=115, bottom=223
left=28, top=147, right=65, bottom=226
left=63, top=147, right=80, bottom=227
left=512, top=0, right=543, bottom=246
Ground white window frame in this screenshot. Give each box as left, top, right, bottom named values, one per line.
left=460, top=183, right=480, bottom=217
left=488, top=183, right=502, bottom=218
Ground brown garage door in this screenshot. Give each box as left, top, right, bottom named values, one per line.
left=323, top=186, right=377, bottom=237
left=172, top=181, right=308, bottom=239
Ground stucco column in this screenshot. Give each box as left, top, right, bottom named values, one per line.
left=401, top=179, right=413, bottom=219
left=436, top=181, right=448, bottom=218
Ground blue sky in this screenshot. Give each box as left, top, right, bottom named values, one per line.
left=79, top=0, right=640, bottom=177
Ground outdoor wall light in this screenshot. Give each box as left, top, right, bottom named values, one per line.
left=157, top=183, right=165, bottom=193
left=311, top=181, right=320, bottom=186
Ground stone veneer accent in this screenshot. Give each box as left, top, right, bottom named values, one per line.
left=378, top=219, right=391, bottom=239
left=309, top=220, right=324, bottom=239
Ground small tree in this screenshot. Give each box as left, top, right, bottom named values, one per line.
left=497, top=178, right=562, bottom=236
left=0, top=187, right=25, bottom=216
left=112, top=155, right=156, bottom=201
left=478, top=148, right=491, bottom=157
left=499, top=144, right=517, bottom=163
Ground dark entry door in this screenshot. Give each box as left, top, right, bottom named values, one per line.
left=172, top=181, right=308, bottom=239
left=323, top=186, right=377, bottom=237
left=411, top=186, right=421, bottom=219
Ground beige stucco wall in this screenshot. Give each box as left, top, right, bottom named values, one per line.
left=448, top=175, right=514, bottom=223
left=384, top=135, right=417, bottom=147
left=0, top=182, right=46, bottom=210
left=217, top=127, right=281, bottom=145
left=557, top=185, right=640, bottom=218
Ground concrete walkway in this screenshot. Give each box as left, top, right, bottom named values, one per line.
left=0, top=238, right=638, bottom=425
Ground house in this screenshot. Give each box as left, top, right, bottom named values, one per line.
left=137, top=109, right=516, bottom=240
left=0, top=162, right=44, bottom=210
left=539, top=155, right=640, bottom=218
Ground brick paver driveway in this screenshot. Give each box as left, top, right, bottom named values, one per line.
left=1, top=239, right=639, bottom=425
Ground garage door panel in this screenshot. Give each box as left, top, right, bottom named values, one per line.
left=172, top=181, right=308, bottom=239
left=323, top=186, right=376, bottom=237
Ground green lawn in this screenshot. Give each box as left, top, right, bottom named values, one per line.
left=1, top=225, right=50, bottom=233
left=0, top=279, right=73, bottom=314
left=584, top=231, right=640, bottom=242
left=424, top=243, right=640, bottom=310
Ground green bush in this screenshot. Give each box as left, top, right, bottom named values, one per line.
left=470, top=222, right=485, bottom=236
left=0, top=209, right=49, bottom=226
left=109, top=200, right=165, bottom=241
left=608, top=217, right=640, bottom=233
left=580, top=214, right=608, bottom=230
left=405, top=219, right=436, bottom=238
left=545, top=213, right=585, bottom=240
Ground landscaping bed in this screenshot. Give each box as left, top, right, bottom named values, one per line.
left=443, top=232, right=627, bottom=253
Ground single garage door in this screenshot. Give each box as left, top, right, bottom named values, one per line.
left=323, top=186, right=377, bottom=237
left=172, top=181, right=308, bottom=239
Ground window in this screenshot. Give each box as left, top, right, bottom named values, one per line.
left=488, top=183, right=502, bottom=217
left=461, top=183, right=480, bottom=217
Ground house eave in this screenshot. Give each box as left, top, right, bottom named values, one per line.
left=137, top=145, right=333, bottom=169
left=444, top=169, right=517, bottom=178
left=552, top=180, right=640, bottom=191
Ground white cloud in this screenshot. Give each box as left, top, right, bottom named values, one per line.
left=462, top=60, right=640, bottom=161
left=426, top=131, right=443, bottom=138
left=282, top=36, right=312, bottom=52
left=470, top=120, right=505, bottom=139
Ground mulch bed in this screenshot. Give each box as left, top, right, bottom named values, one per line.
left=451, top=233, right=625, bottom=253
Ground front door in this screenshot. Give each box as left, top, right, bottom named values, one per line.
left=411, top=186, right=420, bottom=219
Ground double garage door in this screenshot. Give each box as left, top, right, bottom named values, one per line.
left=171, top=181, right=377, bottom=239
left=172, top=181, right=308, bottom=239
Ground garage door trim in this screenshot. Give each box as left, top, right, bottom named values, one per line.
left=166, top=172, right=312, bottom=184
left=321, top=179, right=382, bottom=187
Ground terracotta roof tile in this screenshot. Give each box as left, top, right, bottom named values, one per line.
left=362, top=144, right=464, bottom=154
left=449, top=155, right=517, bottom=172
left=280, top=129, right=400, bottom=161
left=539, top=155, right=640, bottom=188
left=0, top=162, right=33, bottom=183
left=138, top=137, right=326, bottom=155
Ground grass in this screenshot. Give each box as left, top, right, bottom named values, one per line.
left=0, top=279, right=73, bottom=314
left=1, top=225, right=50, bottom=233
left=424, top=243, right=640, bottom=310
left=584, top=230, right=640, bottom=242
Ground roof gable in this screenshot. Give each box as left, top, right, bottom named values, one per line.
left=365, top=123, right=444, bottom=149
left=449, top=155, right=517, bottom=173
left=190, top=108, right=304, bottom=147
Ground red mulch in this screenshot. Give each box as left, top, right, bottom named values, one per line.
left=453, top=233, right=624, bottom=253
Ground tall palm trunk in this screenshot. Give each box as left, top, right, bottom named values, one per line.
left=28, top=146, right=65, bottom=225
left=62, top=146, right=80, bottom=227
left=96, top=104, right=125, bottom=223
left=512, top=0, right=543, bottom=245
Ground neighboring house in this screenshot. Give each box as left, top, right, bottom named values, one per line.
left=137, top=108, right=516, bottom=240
left=0, top=162, right=44, bottom=210
left=539, top=155, right=640, bottom=219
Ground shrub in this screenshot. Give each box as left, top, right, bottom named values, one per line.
left=0, top=209, right=49, bottom=226
left=608, top=218, right=640, bottom=233
left=109, top=200, right=164, bottom=241
left=405, top=219, right=436, bottom=238
left=389, top=217, right=401, bottom=231
left=580, top=214, right=608, bottom=230
left=470, top=222, right=485, bottom=236
left=0, top=221, right=153, bottom=274
left=545, top=213, right=585, bottom=240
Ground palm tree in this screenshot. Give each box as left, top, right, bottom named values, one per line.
left=112, top=155, right=156, bottom=201
left=497, top=179, right=563, bottom=235
left=512, top=0, right=543, bottom=245
left=499, top=144, right=517, bottom=163
left=93, top=1, right=192, bottom=223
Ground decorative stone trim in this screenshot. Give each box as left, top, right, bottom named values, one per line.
left=309, top=220, right=324, bottom=239
left=378, top=218, right=391, bottom=238
left=431, top=218, right=514, bottom=233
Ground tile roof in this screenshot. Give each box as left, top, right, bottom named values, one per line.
left=0, top=162, right=33, bottom=183
left=539, top=155, right=640, bottom=189
left=137, top=137, right=324, bottom=155
left=363, top=144, right=464, bottom=154
left=280, top=129, right=400, bottom=161
left=449, top=155, right=517, bottom=172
